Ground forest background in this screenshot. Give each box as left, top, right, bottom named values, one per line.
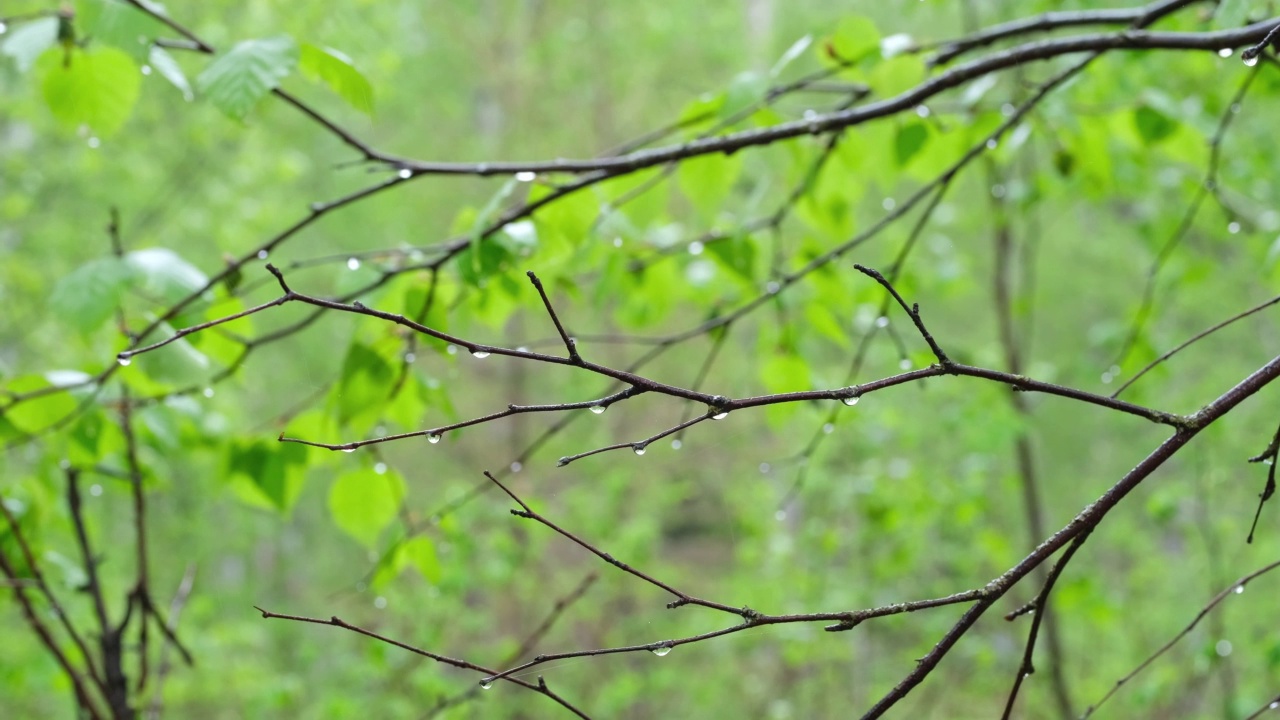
left=3, top=0, right=1280, bottom=718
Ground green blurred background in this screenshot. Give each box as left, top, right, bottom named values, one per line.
left=3, top=0, right=1280, bottom=717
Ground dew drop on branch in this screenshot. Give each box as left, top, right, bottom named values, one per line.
left=589, top=405, right=606, bottom=415
left=427, top=433, right=442, bottom=444
left=650, top=645, right=672, bottom=657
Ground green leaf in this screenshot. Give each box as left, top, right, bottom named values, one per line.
left=402, top=536, right=440, bottom=583
left=1, top=17, right=59, bottom=72
left=50, top=256, right=132, bottom=335
left=721, top=71, right=767, bottom=121
left=1, top=375, right=81, bottom=433
left=868, top=55, right=925, bottom=97
left=196, top=35, right=298, bottom=120
left=299, top=43, right=373, bottom=115
left=126, top=248, right=209, bottom=304
left=226, top=441, right=308, bottom=513
left=148, top=46, right=192, bottom=101
left=770, top=35, right=811, bottom=78
left=39, top=45, right=141, bottom=136
left=677, top=152, right=743, bottom=216
left=334, top=341, right=395, bottom=427
left=825, top=16, right=880, bottom=64
left=894, top=121, right=929, bottom=167
left=328, top=467, right=406, bottom=548
left=760, top=353, right=811, bottom=395
left=706, top=234, right=757, bottom=281
left=1132, top=105, right=1176, bottom=145
left=81, top=0, right=168, bottom=62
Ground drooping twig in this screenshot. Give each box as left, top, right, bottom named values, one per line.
left=1081, top=558, right=1280, bottom=717
left=252, top=607, right=593, bottom=719
left=1246, top=419, right=1280, bottom=544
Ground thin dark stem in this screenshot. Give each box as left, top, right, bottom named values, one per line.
left=928, top=0, right=1203, bottom=65
left=1112, top=292, right=1280, bottom=398
left=483, top=471, right=744, bottom=616
left=253, top=607, right=592, bottom=719
left=0, top=551, right=105, bottom=719
left=1000, top=529, right=1092, bottom=719
left=853, top=265, right=950, bottom=365
left=1246, top=419, right=1280, bottom=544
left=526, top=271, right=581, bottom=363
left=1081, top=558, right=1280, bottom=717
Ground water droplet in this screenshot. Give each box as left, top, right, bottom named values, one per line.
left=1001, top=103, right=1016, bottom=117
left=1215, top=639, right=1232, bottom=657
left=373, top=595, right=387, bottom=609
left=712, top=411, right=729, bottom=420
left=915, top=105, right=930, bottom=118
left=1244, top=55, right=1259, bottom=67
left=1269, top=700, right=1279, bottom=710
left=0, top=21, right=8, bottom=34
left=1101, top=372, right=1113, bottom=384
left=202, top=387, right=215, bottom=398
left=650, top=644, right=672, bottom=657
left=509, top=461, right=522, bottom=473
left=612, top=237, right=624, bottom=248
left=557, top=457, right=570, bottom=467
left=515, top=171, right=536, bottom=182
left=670, top=439, right=682, bottom=450
left=398, top=168, right=412, bottom=179
left=822, top=423, right=835, bottom=435
left=89, top=484, right=103, bottom=497
left=480, top=679, right=493, bottom=689
left=403, top=352, right=416, bottom=363
left=875, top=316, right=890, bottom=328
left=427, top=433, right=442, bottom=444
left=882, top=197, right=896, bottom=211
left=1234, top=584, right=1245, bottom=594
left=374, top=462, right=387, bottom=475
left=986, top=138, right=998, bottom=150
left=991, top=184, right=1006, bottom=198
left=471, top=350, right=490, bottom=359
left=765, top=281, right=781, bottom=294
left=347, top=257, right=361, bottom=270
left=899, top=358, right=912, bottom=370
left=446, top=344, right=458, bottom=355
left=1228, top=221, right=1241, bottom=234
left=688, top=241, right=704, bottom=255
left=589, top=405, right=606, bottom=415
left=117, top=355, right=132, bottom=366
left=633, top=446, right=647, bottom=456
left=775, top=510, right=786, bottom=521
left=257, top=249, right=269, bottom=260
left=759, top=463, right=771, bottom=474
left=141, top=65, right=152, bottom=75
left=87, top=137, right=100, bottom=149
left=341, top=447, right=356, bottom=453
left=1218, top=48, right=1233, bottom=58
left=842, top=396, right=860, bottom=407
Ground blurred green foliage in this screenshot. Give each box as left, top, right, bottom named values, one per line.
left=3, top=0, right=1280, bottom=718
